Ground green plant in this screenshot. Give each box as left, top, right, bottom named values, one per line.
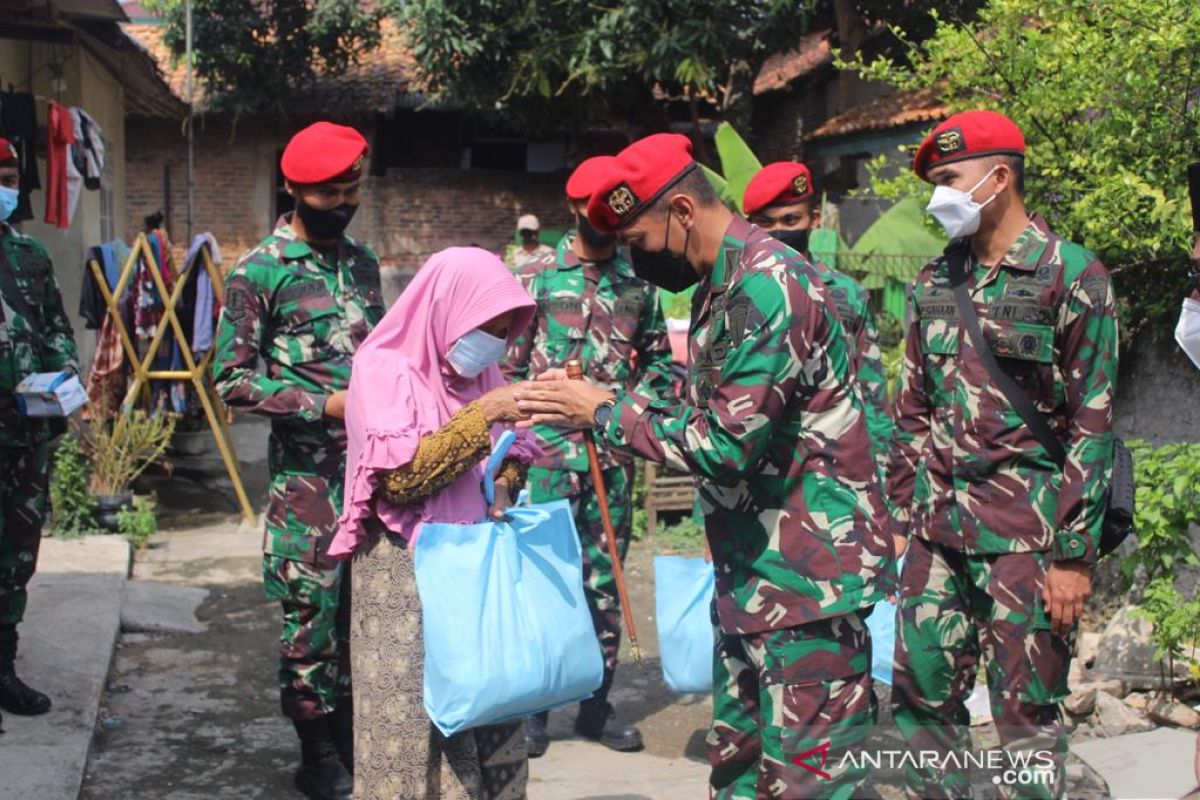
left=881, top=339, right=906, bottom=402
left=658, top=515, right=706, bottom=555
left=1123, top=440, right=1200, bottom=586
left=117, top=497, right=158, bottom=551
left=659, top=286, right=696, bottom=320
left=79, top=401, right=177, bottom=497
left=49, top=434, right=99, bottom=538
left=851, top=0, right=1200, bottom=341
left=876, top=310, right=903, bottom=349
left=1135, top=575, right=1200, bottom=689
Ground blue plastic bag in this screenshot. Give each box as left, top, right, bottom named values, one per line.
left=866, top=555, right=903, bottom=685
left=654, top=555, right=716, bottom=694
left=414, top=432, right=604, bottom=736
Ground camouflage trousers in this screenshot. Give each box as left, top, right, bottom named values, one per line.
left=262, top=554, right=351, bottom=721
left=892, top=537, right=1072, bottom=800
left=708, top=611, right=875, bottom=800
left=0, top=443, right=50, bottom=627
left=527, top=464, right=632, bottom=674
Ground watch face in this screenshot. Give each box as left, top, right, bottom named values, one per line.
left=595, top=403, right=613, bottom=428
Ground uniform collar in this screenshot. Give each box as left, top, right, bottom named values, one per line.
left=996, top=221, right=1049, bottom=273
left=709, top=216, right=753, bottom=293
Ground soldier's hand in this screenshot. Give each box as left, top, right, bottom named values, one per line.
left=514, top=380, right=613, bottom=429
left=489, top=477, right=514, bottom=521
left=478, top=383, right=528, bottom=424
left=1043, top=561, right=1092, bottom=637
left=325, top=391, right=348, bottom=420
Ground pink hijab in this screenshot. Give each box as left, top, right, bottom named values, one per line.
left=328, top=247, right=537, bottom=558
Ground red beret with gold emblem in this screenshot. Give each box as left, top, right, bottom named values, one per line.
left=742, top=162, right=815, bottom=215
left=586, top=133, right=696, bottom=234
left=0, top=137, right=17, bottom=168
left=913, top=110, right=1025, bottom=182
left=280, top=122, right=369, bottom=185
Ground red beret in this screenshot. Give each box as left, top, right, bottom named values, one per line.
left=742, top=162, right=814, bottom=215
left=0, top=138, right=17, bottom=168
left=913, top=110, right=1025, bottom=181
left=280, top=122, right=369, bottom=185
left=585, top=133, right=695, bottom=233
left=566, top=155, right=618, bottom=201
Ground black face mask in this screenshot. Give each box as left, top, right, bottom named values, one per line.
left=519, top=230, right=539, bottom=246
left=629, top=214, right=700, bottom=293
left=576, top=214, right=616, bottom=249
left=770, top=228, right=810, bottom=255
left=296, top=198, right=358, bottom=241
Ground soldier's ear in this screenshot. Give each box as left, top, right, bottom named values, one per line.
left=284, top=180, right=297, bottom=198
left=669, top=195, right=695, bottom=229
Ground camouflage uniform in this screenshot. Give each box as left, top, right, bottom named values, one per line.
left=211, top=220, right=384, bottom=721
left=809, top=260, right=893, bottom=460
left=596, top=218, right=894, bottom=798
left=0, top=223, right=78, bottom=628
left=887, top=221, right=1118, bottom=799
left=501, top=234, right=674, bottom=673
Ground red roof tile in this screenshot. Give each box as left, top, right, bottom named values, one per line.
left=752, top=30, right=834, bottom=96
left=805, top=86, right=949, bottom=140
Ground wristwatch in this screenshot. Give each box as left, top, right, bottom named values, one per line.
left=593, top=398, right=617, bottom=430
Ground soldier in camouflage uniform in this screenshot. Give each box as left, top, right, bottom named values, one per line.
left=0, top=137, right=79, bottom=730
left=888, top=111, right=1118, bottom=799
left=515, top=134, right=894, bottom=799
left=743, top=162, right=893, bottom=460
left=502, top=155, right=676, bottom=756
left=211, top=123, right=382, bottom=800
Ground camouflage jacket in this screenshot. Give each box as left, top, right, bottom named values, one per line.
left=211, top=221, right=384, bottom=564
left=0, top=223, right=79, bottom=447
left=502, top=234, right=674, bottom=475
left=507, top=243, right=555, bottom=272
left=597, top=217, right=893, bottom=635
left=887, top=221, right=1118, bottom=565
left=809, top=260, right=893, bottom=461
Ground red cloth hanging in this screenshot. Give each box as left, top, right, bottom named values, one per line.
left=44, top=101, right=76, bottom=230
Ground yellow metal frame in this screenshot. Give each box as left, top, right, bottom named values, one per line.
left=88, top=233, right=255, bottom=524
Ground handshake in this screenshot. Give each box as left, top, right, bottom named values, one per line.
left=479, top=369, right=617, bottom=430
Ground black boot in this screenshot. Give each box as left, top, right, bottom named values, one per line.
left=524, top=710, right=550, bottom=758
left=293, top=718, right=353, bottom=800
left=574, top=668, right=642, bottom=752
left=329, top=701, right=354, bottom=775
left=0, top=627, right=51, bottom=716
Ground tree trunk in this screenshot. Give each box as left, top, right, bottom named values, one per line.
left=832, top=0, right=868, bottom=115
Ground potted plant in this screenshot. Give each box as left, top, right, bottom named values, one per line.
left=79, top=400, right=176, bottom=531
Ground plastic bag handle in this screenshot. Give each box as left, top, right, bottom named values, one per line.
left=482, top=430, right=518, bottom=506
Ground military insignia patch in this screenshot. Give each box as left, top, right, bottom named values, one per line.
left=351, top=155, right=365, bottom=174
left=934, top=127, right=967, bottom=156
left=224, top=286, right=249, bottom=322
left=1081, top=274, right=1109, bottom=307
left=606, top=183, right=639, bottom=218
left=792, top=174, right=809, bottom=196
left=726, top=296, right=752, bottom=348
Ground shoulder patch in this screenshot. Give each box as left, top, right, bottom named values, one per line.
left=1080, top=274, right=1110, bottom=307
left=223, top=285, right=251, bottom=323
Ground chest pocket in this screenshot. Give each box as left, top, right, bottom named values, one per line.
left=14, top=248, right=51, bottom=311
left=276, top=282, right=342, bottom=361
left=919, top=319, right=960, bottom=356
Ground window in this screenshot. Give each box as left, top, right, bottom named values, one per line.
left=373, top=110, right=462, bottom=170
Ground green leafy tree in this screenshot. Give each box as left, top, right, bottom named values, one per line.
left=849, top=0, right=1200, bottom=339
left=144, top=0, right=388, bottom=115
left=399, top=0, right=810, bottom=137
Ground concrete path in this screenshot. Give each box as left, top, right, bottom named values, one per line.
left=529, top=740, right=708, bottom=799
left=0, top=536, right=129, bottom=800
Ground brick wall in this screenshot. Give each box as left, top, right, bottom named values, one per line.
left=126, top=116, right=574, bottom=273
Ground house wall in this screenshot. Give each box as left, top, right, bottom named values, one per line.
left=126, top=116, right=574, bottom=277
left=1, top=39, right=129, bottom=369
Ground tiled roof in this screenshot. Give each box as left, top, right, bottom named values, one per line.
left=121, top=17, right=421, bottom=114
left=806, top=86, right=948, bottom=140
left=752, top=30, right=834, bottom=96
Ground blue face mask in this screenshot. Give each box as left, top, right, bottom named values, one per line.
left=446, top=328, right=507, bottom=378
left=0, top=186, right=18, bottom=223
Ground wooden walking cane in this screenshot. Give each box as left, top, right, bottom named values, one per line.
left=565, top=359, right=642, bottom=666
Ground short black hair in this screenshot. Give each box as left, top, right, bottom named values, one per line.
left=987, top=154, right=1025, bottom=198
left=650, top=166, right=720, bottom=218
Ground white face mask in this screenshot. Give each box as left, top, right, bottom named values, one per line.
left=1175, top=297, right=1200, bottom=370
left=925, top=165, right=1001, bottom=239
left=446, top=328, right=507, bottom=378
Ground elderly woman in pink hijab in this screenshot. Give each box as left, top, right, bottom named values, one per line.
left=329, top=247, right=539, bottom=800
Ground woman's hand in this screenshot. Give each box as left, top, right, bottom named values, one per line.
left=489, top=477, right=514, bottom=520
left=477, top=383, right=527, bottom=425
left=324, top=390, right=348, bottom=420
